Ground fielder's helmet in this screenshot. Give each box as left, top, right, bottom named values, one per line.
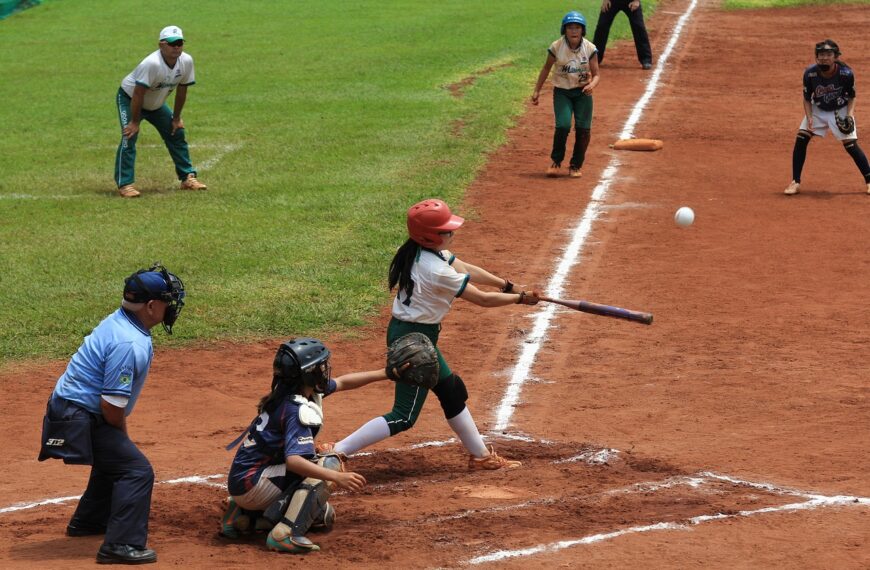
left=273, top=337, right=332, bottom=394
left=561, top=11, right=587, bottom=35
left=815, top=39, right=841, bottom=57
left=407, top=199, right=464, bottom=248
left=123, top=263, right=185, bottom=334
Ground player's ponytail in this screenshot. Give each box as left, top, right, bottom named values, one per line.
left=389, top=238, right=418, bottom=300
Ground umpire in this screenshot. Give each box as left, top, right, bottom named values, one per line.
left=592, top=0, right=653, bottom=70
left=38, top=264, right=185, bottom=564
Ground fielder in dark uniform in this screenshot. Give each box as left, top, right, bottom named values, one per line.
left=221, top=338, right=385, bottom=554
left=38, top=264, right=185, bottom=565
left=592, top=0, right=653, bottom=70
left=785, top=40, right=870, bottom=195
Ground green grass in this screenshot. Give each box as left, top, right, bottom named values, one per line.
left=0, top=0, right=656, bottom=363
left=723, top=0, right=868, bottom=8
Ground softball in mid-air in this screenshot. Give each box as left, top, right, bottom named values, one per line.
left=674, top=206, right=694, bottom=227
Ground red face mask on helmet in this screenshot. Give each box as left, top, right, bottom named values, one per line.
left=406, top=199, right=465, bottom=248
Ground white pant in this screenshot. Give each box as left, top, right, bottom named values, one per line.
left=800, top=106, right=857, bottom=140
left=233, top=464, right=286, bottom=510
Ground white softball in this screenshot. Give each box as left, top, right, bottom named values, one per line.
left=674, top=206, right=694, bottom=227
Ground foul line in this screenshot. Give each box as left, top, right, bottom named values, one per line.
left=494, top=0, right=699, bottom=432
left=466, top=472, right=870, bottom=565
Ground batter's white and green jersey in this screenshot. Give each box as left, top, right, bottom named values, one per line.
left=391, top=248, right=470, bottom=324
left=121, top=50, right=196, bottom=111
left=548, top=37, right=598, bottom=90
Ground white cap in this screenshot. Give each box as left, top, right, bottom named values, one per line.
left=159, top=25, right=184, bottom=43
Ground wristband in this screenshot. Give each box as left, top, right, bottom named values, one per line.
left=516, top=291, right=524, bottom=304
left=501, top=279, right=515, bottom=293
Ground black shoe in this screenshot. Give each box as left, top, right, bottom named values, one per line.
left=67, top=521, right=107, bottom=537
left=642, top=61, right=653, bottom=70
left=96, top=543, right=157, bottom=565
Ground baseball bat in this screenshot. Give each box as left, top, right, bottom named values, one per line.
left=539, top=295, right=653, bottom=325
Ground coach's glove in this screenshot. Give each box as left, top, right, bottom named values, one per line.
left=836, top=114, right=855, bottom=135
left=386, top=333, right=439, bottom=389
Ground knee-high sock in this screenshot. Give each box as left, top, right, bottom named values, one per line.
left=333, top=417, right=390, bottom=456
left=446, top=407, right=489, bottom=458
left=792, top=133, right=811, bottom=182
left=844, top=140, right=870, bottom=182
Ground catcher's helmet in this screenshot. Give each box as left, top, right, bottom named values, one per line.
left=123, top=263, right=185, bottom=334
left=273, top=338, right=332, bottom=394
left=407, top=199, right=464, bottom=248
left=561, top=11, right=587, bottom=35
left=815, top=39, right=841, bottom=57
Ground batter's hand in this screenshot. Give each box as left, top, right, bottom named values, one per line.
left=122, top=122, right=140, bottom=139
left=171, top=117, right=185, bottom=136
left=332, top=470, right=367, bottom=492
left=517, top=289, right=542, bottom=305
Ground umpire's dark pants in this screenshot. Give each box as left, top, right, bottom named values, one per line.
left=50, top=396, right=154, bottom=548
left=592, top=0, right=653, bottom=65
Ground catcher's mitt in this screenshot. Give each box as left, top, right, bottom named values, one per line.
left=386, top=332, right=439, bottom=389
left=836, top=114, right=855, bottom=135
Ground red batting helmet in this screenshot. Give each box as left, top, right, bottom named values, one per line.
left=407, top=199, right=464, bottom=248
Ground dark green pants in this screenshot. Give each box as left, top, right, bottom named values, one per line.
left=551, top=87, right=593, bottom=169
left=383, top=318, right=454, bottom=436
left=114, top=88, right=196, bottom=188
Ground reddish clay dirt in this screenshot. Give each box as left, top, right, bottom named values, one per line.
left=2, top=2, right=869, bottom=567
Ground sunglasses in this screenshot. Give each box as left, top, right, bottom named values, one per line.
left=165, top=40, right=184, bottom=47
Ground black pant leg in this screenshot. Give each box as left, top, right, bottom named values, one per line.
left=90, top=422, right=155, bottom=548
left=627, top=3, right=653, bottom=64
left=592, top=6, right=619, bottom=63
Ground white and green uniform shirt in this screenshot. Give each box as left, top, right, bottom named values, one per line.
left=391, top=248, right=470, bottom=324
left=548, top=37, right=597, bottom=90
left=121, top=50, right=195, bottom=111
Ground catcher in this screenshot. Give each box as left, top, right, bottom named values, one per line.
left=220, top=336, right=436, bottom=553
left=329, top=199, right=540, bottom=470
left=785, top=40, right=870, bottom=196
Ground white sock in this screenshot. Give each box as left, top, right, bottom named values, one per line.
left=446, top=407, right=489, bottom=458
left=334, top=417, right=391, bottom=456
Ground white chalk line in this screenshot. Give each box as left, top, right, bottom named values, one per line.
left=0, top=143, right=240, bottom=200
left=494, top=0, right=699, bottom=432
left=466, top=471, right=870, bottom=565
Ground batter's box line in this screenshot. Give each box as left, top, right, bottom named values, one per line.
left=464, top=474, right=870, bottom=566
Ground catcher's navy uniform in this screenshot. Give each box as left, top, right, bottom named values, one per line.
left=228, top=379, right=337, bottom=502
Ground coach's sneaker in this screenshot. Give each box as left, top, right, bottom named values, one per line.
left=468, top=445, right=522, bottom=471
left=310, top=502, right=336, bottom=533
left=569, top=167, right=583, bottom=178
left=181, top=173, right=207, bottom=190
left=266, top=523, right=320, bottom=554
left=220, top=497, right=249, bottom=539
left=784, top=180, right=800, bottom=195
left=546, top=162, right=561, bottom=177
left=118, top=184, right=140, bottom=198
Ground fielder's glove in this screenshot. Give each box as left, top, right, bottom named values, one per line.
left=385, top=332, right=439, bottom=389
left=836, top=114, right=855, bottom=135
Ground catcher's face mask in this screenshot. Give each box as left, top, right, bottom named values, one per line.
left=301, top=359, right=331, bottom=394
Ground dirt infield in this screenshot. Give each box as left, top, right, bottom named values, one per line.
left=2, top=1, right=868, bottom=567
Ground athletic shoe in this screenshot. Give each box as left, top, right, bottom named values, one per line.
left=569, top=168, right=582, bottom=178
left=310, top=502, right=336, bottom=532
left=642, top=61, right=653, bottom=70
left=67, top=520, right=107, bottom=537
left=266, top=534, right=320, bottom=554
left=96, top=543, right=157, bottom=564
left=468, top=445, right=522, bottom=471
left=220, top=497, right=249, bottom=539
left=784, top=180, right=800, bottom=195
left=118, top=184, right=140, bottom=198
left=546, top=163, right=561, bottom=177
left=181, top=173, right=207, bottom=190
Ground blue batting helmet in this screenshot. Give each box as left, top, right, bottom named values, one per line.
left=561, top=11, right=587, bottom=35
